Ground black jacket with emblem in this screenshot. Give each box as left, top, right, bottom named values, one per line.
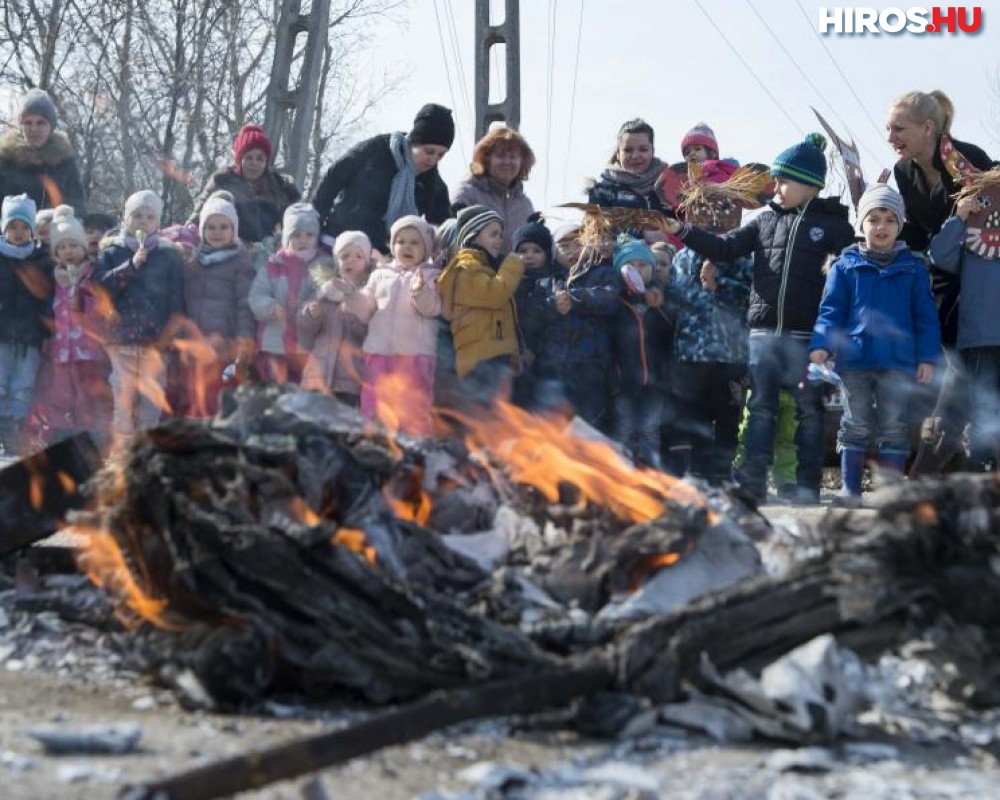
left=677, top=196, right=855, bottom=335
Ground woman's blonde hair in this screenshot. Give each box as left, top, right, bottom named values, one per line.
left=891, top=90, right=955, bottom=137
left=469, top=127, right=536, bottom=182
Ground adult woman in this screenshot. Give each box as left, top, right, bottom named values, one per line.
left=888, top=90, right=996, bottom=473
left=587, top=119, right=670, bottom=212
left=311, top=103, right=454, bottom=253
left=451, top=127, right=535, bottom=252
left=190, top=124, right=301, bottom=246
left=889, top=90, right=995, bottom=344
left=0, top=89, right=85, bottom=214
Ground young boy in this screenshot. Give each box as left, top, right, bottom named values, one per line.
left=511, top=214, right=556, bottom=409
left=811, top=184, right=939, bottom=500
left=664, top=133, right=855, bottom=504
left=83, top=212, right=117, bottom=258
left=0, top=194, right=52, bottom=454
left=94, top=190, right=185, bottom=446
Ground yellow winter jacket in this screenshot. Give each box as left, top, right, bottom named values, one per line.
left=437, top=248, right=525, bottom=377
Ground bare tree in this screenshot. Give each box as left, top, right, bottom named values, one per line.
left=0, top=0, right=406, bottom=220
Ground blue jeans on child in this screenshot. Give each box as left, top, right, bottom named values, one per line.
left=612, top=387, right=665, bottom=468
left=838, top=369, right=912, bottom=454
left=0, top=343, right=42, bottom=420
left=741, top=332, right=824, bottom=495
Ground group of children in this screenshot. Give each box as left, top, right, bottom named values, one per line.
left=5, top=119, right=993, bottom=507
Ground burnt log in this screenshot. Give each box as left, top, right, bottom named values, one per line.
left=0, top=432, right=102, bottom=558
left=118, top=662, right=612, bottom=800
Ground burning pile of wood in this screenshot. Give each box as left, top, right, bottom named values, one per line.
left=60, top=388, right=1000, bottom=712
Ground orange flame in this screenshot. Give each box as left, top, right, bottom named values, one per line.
left=451, top=400, right=712, bottom=524
left=627, top=551, right=682, bottom=592
left=385, top=490, right=432, bottom=526
left=157, top=157, right=193, bottom=186
left=40, top=176, right=63, bottom=208
left=72, top=524, right=181, bottom=630
left=333, top=528, right=378, bottom=566
left=288, top=496, right=322, bottom=527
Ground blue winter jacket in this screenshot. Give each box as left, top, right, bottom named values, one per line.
left=810, top=244, right=940, bottom=372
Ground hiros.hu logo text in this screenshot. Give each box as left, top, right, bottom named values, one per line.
left=818, top=6, right=983, bottom=33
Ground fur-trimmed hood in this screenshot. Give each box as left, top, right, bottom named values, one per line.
left=0, top=129, right=76, bottom=168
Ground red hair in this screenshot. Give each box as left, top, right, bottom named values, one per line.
left=469, top=127, right=535, bottom=182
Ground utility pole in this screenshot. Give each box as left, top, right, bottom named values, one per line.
left=263, top=0, right=332, bottom=186
left=474, top=0, right=520, bottom=140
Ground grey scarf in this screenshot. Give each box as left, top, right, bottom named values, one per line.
left=860, top=241, right=907, bottom=268
left=385, top=132, right=420, bottom=229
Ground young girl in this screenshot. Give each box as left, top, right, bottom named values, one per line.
left=0, top=194, right=53, bottom=454
left=180, top=194, right=256, bottom=416
left=29, top=205, right=111, bottom=450
left=248, top=202, right=320, bottom=384
left=437, top=205, right=524, bottom=402
left=298, top=231, right=371, bottom=406
left=338, top=215, right=441, bottom=434
left=94, top=190, right=185, bottom=445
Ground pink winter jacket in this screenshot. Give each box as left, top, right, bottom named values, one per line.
left=345, top=261, right=441, bottom=357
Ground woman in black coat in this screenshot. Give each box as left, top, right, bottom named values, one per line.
left=0, top=89, right=85, bottom=215
left=311, top=104, right=454, bottom=253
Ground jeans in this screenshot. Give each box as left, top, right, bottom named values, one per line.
left=742, top=333, right=824, bottom=491
left=0, top=343, right=42, bottom=420
left=612, top=387, right=665, bottom=466
left=838, top=369, right=913, bottom=454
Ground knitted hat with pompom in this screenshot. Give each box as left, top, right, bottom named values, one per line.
left=771, top=132, right=828, bottom=189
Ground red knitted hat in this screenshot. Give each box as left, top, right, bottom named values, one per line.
left=233, top=124, right=273, bottom=169
left=680, top=122, right=719, bottom=157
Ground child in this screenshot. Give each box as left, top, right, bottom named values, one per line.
left=668, top=166, right=756, bottom=484
left=180, top=194, right=256, bottom=416
left=437, top=205, right=524, bottom=402
left=663, top=133, right=855, bottom=504
left=35, top=208, right=55, bottom=250
left=298, top=231, right=371, bottom=406
left=681, top=122, right=720, bottom=164
left=511, top=214, right=556, bottom=408
left=83, top=211, right=117, bottom=259
left=248, top=202, right=321, bottom=384
left=929, top=162, right=1000, bottom=468
left=531, top=214, right=619, bottom=429
left=339, top=215, right=441, bottom=434
left=812, top=184, right=939, bottom=499
left=94, top=190, right=184, bottom=445
left=0, top=194, right=53, bottom=454
left=610, top=236, right=672, bottom=468
left=32, top=205, right=111, bottom=449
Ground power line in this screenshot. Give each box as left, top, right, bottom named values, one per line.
left=543, top=0, right=559, bottom=200
left=744, top=0, right=884, bottom=166
left=692, top=0, right=804, bottom=136
left=442, top=0, right=475, bottom=138
left=792, top=0, right=889, bottom=147
left=431, top=0, right=467, bottom=163
left=561, top=0, right=585, bottom=202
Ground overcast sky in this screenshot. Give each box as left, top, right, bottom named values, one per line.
left=363, top=0, right=999, bottom=224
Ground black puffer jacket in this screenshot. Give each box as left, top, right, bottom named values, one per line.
left=311, top=133, right=451, bottom=252
left=895, top=136, right=995, bottom=347
left=679, top=197, right=855, bottom=335
left=0, top=247, right=53, bottom=349
left=0, top=130, right=86, bottom=214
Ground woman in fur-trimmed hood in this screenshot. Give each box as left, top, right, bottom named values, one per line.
left=0, top=89, right=86, bottom=214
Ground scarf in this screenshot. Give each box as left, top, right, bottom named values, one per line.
left=264, top=249, right=310, bottom=354
left=196, top=245, right=240, bottom=267
left=0, top=238, right=37, bottom=259
left=859, top=241, right=907, bottom=268
left=599, top=157, right=667, bottom=197
left=385, top=132, right=420, bottom=228
left=114, top=230, right=162, bottom=251
left=54, top=261, right=91, bottom=289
